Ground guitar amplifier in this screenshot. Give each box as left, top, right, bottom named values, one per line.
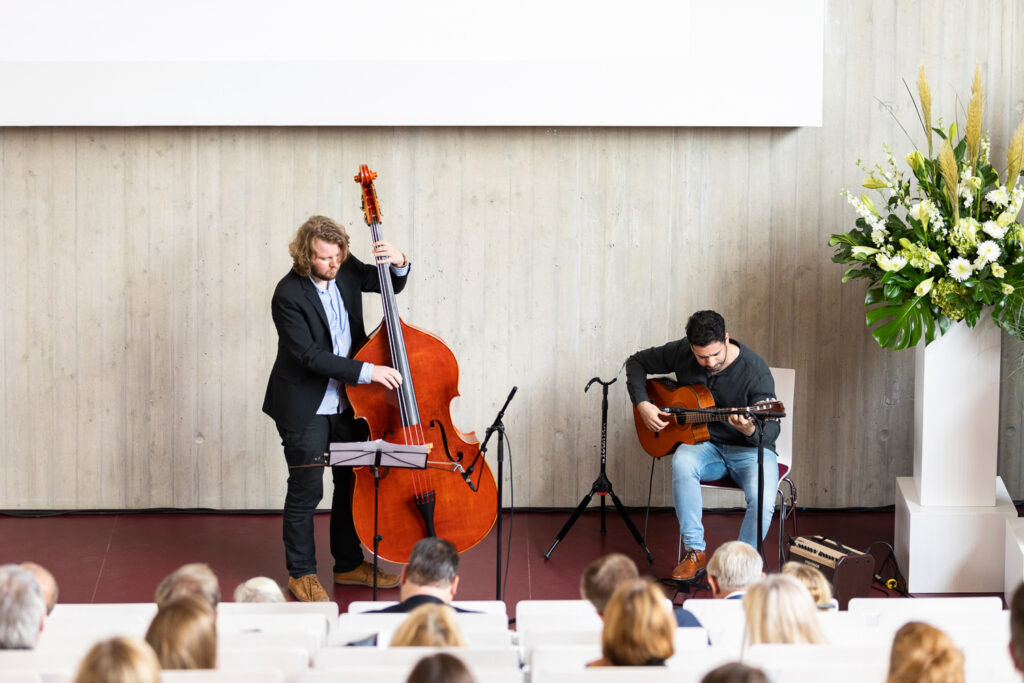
left=787, top=535, right=875, bottom=609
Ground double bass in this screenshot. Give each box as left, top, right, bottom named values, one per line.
left=347, top=165, right=498, bottom=564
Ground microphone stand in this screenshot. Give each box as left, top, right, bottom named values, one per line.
left=477, top=386, right=517, bottom=601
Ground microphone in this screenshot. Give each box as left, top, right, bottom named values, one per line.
left=454, top=464, right=477, bottom=492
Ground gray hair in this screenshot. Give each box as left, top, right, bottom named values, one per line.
left=405, top=538, right=459, bottom=587
left=233, top=577, right=285, bottom=603
left=707, top=541, right=763, bottom=594
left=0, top=564, right=46, bottom=649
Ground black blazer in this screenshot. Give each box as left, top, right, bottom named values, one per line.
left=262, top=255, right=408, bottom=433
left=368, top=594, right=473, bottom=613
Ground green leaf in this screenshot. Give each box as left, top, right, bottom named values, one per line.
left=864, top=288, right=941, bottom=350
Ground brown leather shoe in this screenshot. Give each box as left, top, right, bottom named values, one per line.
left=672, top=549, right=708, bottom=580
left=288, top=574, right=330, bottom=602
left=333, top=561, right=400, bottom=588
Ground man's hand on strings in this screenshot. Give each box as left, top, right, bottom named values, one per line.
left=638, top=401, right=671, bottom=432
left=372, top=240, right=407, bottom=267
left=728, top=412, right=756, bottom=437
left=371, top=365, right=403, bottom=390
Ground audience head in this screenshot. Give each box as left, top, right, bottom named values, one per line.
left=743, top=574, right=826, bottom=645
left=20, top=562, right=58, bottom=615
left=781, top=561, right=834, bottom=608
left=406, top=652, right=477, bottom=683
left=600, top=578, right=675, bottom=666
left=1011, top=582, right=1024, bottom=671
left=580, top=553, right=639, bottom=615
left=144, top=594, right=218, bottom=670
left=390, top=603, right=467, bottom=647
left=0, top=563, right=46, bottom=649
left=700, top=662, right=770, bottom=683
left=154, top=563, right=220, bottom=609
left=707, top=541, right=763, bottom=599
left=232, top=577, right=285, bottom=603
left=401, top=537, right=460, bottom=603
left=73, top=636, right=161, bottom=683
left=887, top=621, right=964, bottom=683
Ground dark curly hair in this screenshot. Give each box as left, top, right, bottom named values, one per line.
left=685, top=310, right=726, bottom=346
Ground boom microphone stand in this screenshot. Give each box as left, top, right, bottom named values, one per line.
left=544, top=377, right=654, bottom=563
left=476, top=386, right=517, bottom=601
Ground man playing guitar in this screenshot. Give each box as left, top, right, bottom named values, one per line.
left=625, top=310, right=779, bottom=581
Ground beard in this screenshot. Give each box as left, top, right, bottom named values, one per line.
left=312, top=263, right=338, bottom=281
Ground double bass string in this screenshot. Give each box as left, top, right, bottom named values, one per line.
left=369, top=218, right=432, bottom=495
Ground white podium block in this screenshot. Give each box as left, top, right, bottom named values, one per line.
left=895, top=476, right=1016, bottom=593
left=913, top=321, right=1001, bottom=506
left=1005, top=518, right=1024, bottom=605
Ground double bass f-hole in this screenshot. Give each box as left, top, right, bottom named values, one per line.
left=427, top=419, right=477, bottom=492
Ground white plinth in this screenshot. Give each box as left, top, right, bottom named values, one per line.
left=913, top=321, right=1001, bottom=506
left=1005, top=518, right=1024, bottom=605
left=895, top=476, right=1016, bottom=593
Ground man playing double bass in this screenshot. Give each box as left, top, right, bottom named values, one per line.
left=263, top=215, right=410, bottom=602
left=625, top=310, right=779, bottom=582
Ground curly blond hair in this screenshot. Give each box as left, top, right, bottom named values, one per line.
left=289, top=215, right=351, bottom=277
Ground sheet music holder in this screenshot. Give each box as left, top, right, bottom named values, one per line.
left=327, top=439, right=430, bottom=600
left=328, top=439, right=430, bottom=469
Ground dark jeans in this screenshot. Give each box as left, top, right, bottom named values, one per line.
left=277, top=411, right=368, bottom=578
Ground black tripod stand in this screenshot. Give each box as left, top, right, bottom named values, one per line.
left=544, top=377, right=654, bottom=563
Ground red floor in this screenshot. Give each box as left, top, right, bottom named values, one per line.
left=0, top=505, right=901, bottom=615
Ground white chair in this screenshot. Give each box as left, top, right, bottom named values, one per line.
left=217, top=648, right=308, bottom=683
left=218, top=631, right=320, bottom=664
left=847, top=596, right=1003, bottom=620
left=0, top=650, right=85, bottom=676
left=314, top=646, right=520, bottom=670
left=743, top=643, right=891, bottom=683
left=514, top=600, right=601, bottom=633
left=161, top=672, right=283, bottom=683
left=331, top=611, right=512, bottom=647
left=346, top=600, right=507, bottom=616
left=677, top=367, right=797, bottom=568
left=219, top=602, right=339, bottom=636
left=532, top=667, right=703, bottom=683
left=303, top=669, right=521, bottom=683
left=217, top=613, right=329, bottom=647
left=0, top=674, right=42, bottom=683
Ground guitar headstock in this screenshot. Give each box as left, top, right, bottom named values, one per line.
left=751, top=399, right=786, bottom=419
left=354, top=164, right=382, bottom=226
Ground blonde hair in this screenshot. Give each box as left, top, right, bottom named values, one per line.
left=781, top=562, right=833, bottom=607
left=600, top=579, right=675, bottom=666
left=886, top=621, right=964, bottom=683
left=390, top=603, right=467, bottom=647
left=289, top=215, right=351, bottom=277
left=73, top=636, right=160, bottom=683
left=154, top=563, right=220, bottom=609
left=743, top=574, right=827, bottom=645
left=144, top=595, right=217, bottom=670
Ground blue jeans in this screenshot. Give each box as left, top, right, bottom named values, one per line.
left=671, top=441, right=778, bottom=552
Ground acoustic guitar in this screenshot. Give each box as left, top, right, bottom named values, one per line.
left=632, top=378, right=785, bottom=458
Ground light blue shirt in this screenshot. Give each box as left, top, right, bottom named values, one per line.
left=313, top=262, right=410, bottom=414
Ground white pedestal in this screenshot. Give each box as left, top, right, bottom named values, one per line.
left=1005, top=518, right=1024, bottom=605
left=913, top=321, right=1001, bottom=506
left=895, top=476, right=1016, bottom=593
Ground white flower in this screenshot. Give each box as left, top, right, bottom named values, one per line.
left=977, top=240, right=1001, bottom=264
left=871, top=229, right=888, bottom=245
left=992, top=263, right=1007, bottom=278
left=915, top=277, right=935, bottom=296
left=1003, top=283, right=1015, bottom=295
left=987, top=186, right=1010, bottom=207
left=948, top=257, right=973, bottom=282
left=875, top=254, right=908, bottom=272
left=983, top=221, right=1008, bottom=239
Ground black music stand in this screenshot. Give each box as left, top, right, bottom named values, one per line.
left=544, top=377, right=654, bottom=563
left=329, top=439, right=430, bottom=600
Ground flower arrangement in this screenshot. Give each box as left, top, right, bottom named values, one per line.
left=829, top=65, right=1024, bottom=350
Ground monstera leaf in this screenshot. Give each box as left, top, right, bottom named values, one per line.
left=864, top=288, right=946, bottom=350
